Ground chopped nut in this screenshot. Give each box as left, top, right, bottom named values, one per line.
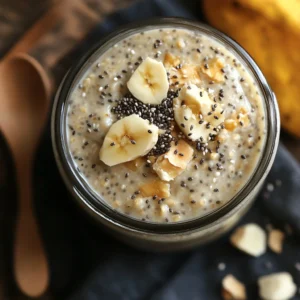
left=200, top=58, right=225, bottom=82
left=153, top=140, right=194, bottom=181
left=166, top=140, right=194, bottom=169
left=163, top=52, right=201, bottom=86
left=153, top=157, right=182, bottom=181
left=225, top=119, right=238, bottom=131
left=258, top=272, right=296, bottom=300
left=179, top=64, right=201, bottom=85
left=216, top=129, right=229, bottom=143
left=222, top=274, right=247, bottom=300
left=140, top=180, right=170, bottom=198
left=237, top=112, right=250, bottom=127
left=268, top=229, right=285, bottom=254
left=230, top=223, right=266, bottom=257
left=163, top=52, right=181, bottom=67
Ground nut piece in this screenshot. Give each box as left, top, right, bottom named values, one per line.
left=224, top=119, right=238, bottom=131
left=153, top=157, right=182, bottom=182
left=222, top=274, right=247, bottom=300
left=200, top=58, right=225, bottom=82
left=140, top=180, right=170, bottom=198
left=268, top=229, right=285, bottom=254
left=153, top=140, right=194, bottom=181
left=230, top=223, right=267, bottom=257
left=164, top=52, right=181, bottom=68
left=163, top=52, right=201, bottom=87
left=258, top=272, right=296, bottom=300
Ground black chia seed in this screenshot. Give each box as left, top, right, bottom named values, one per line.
left=112, top=91, right=177, bottom=156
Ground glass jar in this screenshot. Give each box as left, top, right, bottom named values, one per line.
left=51, top=18, right=280, bottom=251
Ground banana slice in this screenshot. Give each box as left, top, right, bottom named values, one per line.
left=153, top=140, right=194, bottom=181
left=99, top=114, right=158, bottom=166
left=173, top=84, right=225, bottom=141
left=127, top=57, right=169, bottom=104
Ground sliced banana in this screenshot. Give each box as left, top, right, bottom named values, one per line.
left=127, top=57, right=169, bottom=105
left=173, top=84, right=225, bottom=141
left=99, top=114, right=158, bottom=166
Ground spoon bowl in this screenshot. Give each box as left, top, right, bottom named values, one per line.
left=0, top=53, right=51, bottom=297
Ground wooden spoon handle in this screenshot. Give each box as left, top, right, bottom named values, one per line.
left=4, top=0, right=136, bottom=85
left=14, top=161, right=49, bottom=298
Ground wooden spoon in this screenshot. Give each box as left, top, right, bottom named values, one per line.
left=0, top=53, right=51, bottom=297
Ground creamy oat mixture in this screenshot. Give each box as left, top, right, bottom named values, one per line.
left=66, top=28, right=266, bottom=223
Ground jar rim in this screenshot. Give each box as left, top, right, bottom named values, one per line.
left=51, top=17, right=280, bottom=234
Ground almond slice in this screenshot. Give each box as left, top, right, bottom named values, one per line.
left=222, top=274, right=247, bottom=300
left=258, top=272, right=296, bottom=300
left=230, top=224, right=267, bottom=257
left=153, top=140, right=194, bottom=181
left=268, top=229, right=285, bottom=254
left=140, top=180, right=170, bottom=198
left=200, top=58, right=225, bottom=82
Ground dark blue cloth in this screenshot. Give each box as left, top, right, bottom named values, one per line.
left=31, top=0, right=300, bottom=299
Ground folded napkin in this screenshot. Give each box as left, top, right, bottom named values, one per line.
left=30, top=0, right=300, bottom=299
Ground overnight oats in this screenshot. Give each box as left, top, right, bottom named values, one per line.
left=53, top=19, right=279, bottom=249
left=66, top=28, right=266, bottom=223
